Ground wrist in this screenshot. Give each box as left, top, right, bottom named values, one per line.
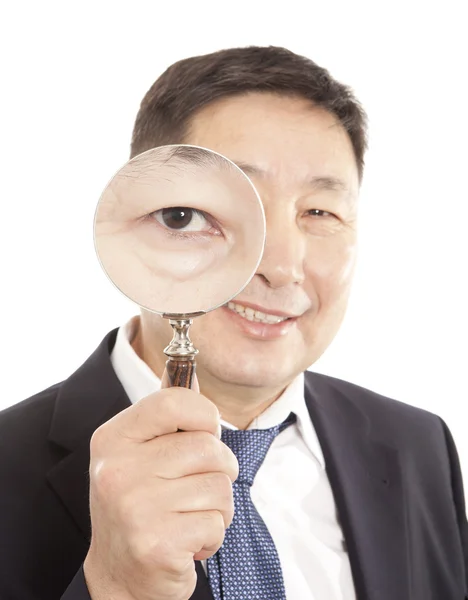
left=83, top=553, right=135, bottom=600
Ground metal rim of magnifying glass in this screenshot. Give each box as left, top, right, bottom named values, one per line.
left=93, top=143, right=267, bottom=318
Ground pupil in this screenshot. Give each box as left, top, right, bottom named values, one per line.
left=162, top=207, right=193, bottom=229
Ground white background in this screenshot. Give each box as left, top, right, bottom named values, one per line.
left=1, top=3, right=467, bottom=485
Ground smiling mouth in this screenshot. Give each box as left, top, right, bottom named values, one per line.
left=226, top=301, right=293, bottom=324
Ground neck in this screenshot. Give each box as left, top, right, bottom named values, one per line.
left=131, top=318, right=289, bottom=430
left=198, top=369, right=287, bottom=430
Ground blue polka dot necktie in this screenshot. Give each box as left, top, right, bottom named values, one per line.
left=207, top=413, right=296, bottom=600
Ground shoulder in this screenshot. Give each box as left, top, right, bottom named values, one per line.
left=0, top=382, right=62, bottom=444
left=0, top=382, right=64, bottom=471
left=304, top=370, right=447, bottom=445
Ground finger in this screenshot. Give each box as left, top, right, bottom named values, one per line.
left=144, top=431, right=239, bottom=482
left=176, top=510, right=227, bottom=560
left=161, top=472, right=235, bottom=528
left=95, top=388, right=221, bottom=445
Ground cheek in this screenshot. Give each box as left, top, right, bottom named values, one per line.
left=137, top=242, right=223, bottom=283
left=304, top=237, right=357, bottom=301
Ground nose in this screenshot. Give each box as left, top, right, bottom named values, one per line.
left=257, top=212, right=306, bottom=289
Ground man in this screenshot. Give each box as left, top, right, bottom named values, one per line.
left=0, top=46, right=467, bottom=600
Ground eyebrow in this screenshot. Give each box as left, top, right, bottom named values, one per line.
left=233, top=161, right=348, bottom=192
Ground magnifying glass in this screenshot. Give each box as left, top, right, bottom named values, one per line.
left=94, top=144, right=265, bottom=390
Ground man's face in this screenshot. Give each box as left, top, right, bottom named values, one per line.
left=143, top=92, right=360, bottom=390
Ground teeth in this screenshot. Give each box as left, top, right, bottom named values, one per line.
left=245, top=307, right=255, bottom=319
left=227, top=302, right=289, bottom=324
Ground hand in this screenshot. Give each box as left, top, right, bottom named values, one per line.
left=83, top=374, right=238, bottom=600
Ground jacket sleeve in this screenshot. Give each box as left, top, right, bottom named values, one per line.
left=61, top=565, right=92, bottom=600
left=440, top=417, right=468, bottom=595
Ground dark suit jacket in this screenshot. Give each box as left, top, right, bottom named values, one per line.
left=1, top=328, right=467, bottom=600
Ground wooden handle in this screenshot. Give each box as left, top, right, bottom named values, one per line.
left=165, top=357, right=196, bottom=388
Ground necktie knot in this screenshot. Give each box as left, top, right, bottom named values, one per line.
left=221, top=412, right=296, bottom=486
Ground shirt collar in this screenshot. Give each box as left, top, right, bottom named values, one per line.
left=111, top=315, right=326, bottom=470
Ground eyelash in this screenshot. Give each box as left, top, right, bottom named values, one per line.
left=158, top=228, right=206, bottom=241
left=307, top=209, right=334, bottom=218
left=141, top=209, right=223, bottom=240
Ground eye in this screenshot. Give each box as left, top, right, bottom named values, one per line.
left=307, top=209, right=333, bottom=217
left=150, top=207, right=221, bottom=236
left=303, top=208, right=344, bottom=236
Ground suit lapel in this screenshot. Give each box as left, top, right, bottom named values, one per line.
left=304, top=372, right=410, bottom=600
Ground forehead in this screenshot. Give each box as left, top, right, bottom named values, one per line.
left=184, top=92, right=359, bottom=193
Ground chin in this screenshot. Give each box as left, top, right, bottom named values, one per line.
left=193, top=335, right=308, bottom=389
left=202, top=359, right=293, bottom=389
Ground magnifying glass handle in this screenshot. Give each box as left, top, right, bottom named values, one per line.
left=163, top=317, right=199, bottom=389
left=165, top=357, right=196, bottom=389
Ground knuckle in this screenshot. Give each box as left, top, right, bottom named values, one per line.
left=188, top=432, right=223, bottom=467
left=160, top=554, right=191, bottom=579
left=225, top=447, right=240, bottom=481
left=202, top=397, right=221, bottom=424
left=155, top=390, right=180, bottom=422
left=91, top=459, right=126, bottom=500
left=198, top=430, right=221, bottom=455
left=225, top=508, right=235, bottom=529
left=89, top=425, right=107, bottom=454
left=202, top=510, right=226, bottom=535
left=212, top=515, right=227, bottom=547
left=130, top=533, right=187, bottom=579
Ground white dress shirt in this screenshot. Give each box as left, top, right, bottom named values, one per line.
left=111, top=316, right=357, bottom=599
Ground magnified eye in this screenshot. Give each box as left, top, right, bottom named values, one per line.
left=150, top=207, right=220, bottom=235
